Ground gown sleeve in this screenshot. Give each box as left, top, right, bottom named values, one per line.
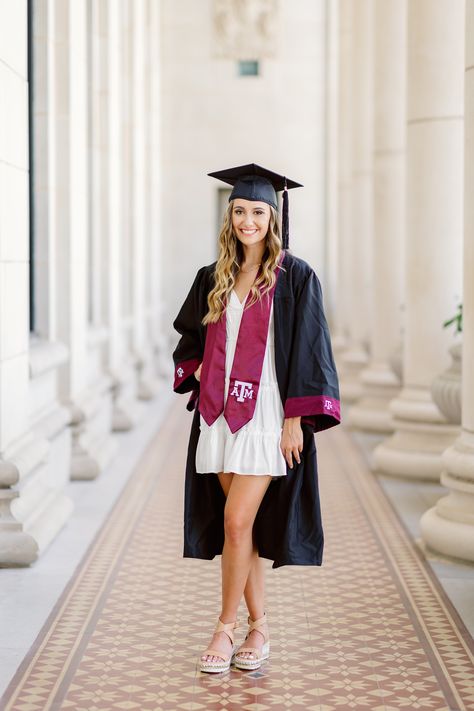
left=283, top=268, right=341, bottom=433
left=172, top=267, right=206, bottom=410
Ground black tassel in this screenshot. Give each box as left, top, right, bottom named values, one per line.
left=282, top=178, right=289, bottom=250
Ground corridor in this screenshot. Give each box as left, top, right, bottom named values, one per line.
left=1, top=400, right=472, bottom=711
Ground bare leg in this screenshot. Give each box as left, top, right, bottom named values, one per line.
left=243, top=543, right=265, bottom=620
left=219, top=475, right=268, bottom=660
left=216, top=473, right=264, bottom=619
left=201, top=472, right=271, bottom=663
left=235, top=543, right=269, bottom=661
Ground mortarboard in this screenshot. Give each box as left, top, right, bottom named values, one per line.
left=207, top=163, right=303, bottom=250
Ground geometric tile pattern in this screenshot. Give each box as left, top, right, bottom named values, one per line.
left=1, top=399, right=473, bottom=710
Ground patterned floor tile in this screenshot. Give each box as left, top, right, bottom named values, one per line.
left=1, top=400, right=473, bottom=710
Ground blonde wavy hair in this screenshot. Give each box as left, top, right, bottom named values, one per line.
left=202, top=200, right=285, bottom=325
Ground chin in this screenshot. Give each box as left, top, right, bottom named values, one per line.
left=239, top=233, right=264, bottom=244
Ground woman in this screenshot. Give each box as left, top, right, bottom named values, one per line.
left=172, top=163, right=341, bottom=674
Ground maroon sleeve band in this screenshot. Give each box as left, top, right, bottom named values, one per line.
left=284, top=395, right=341, bottom=422
left=174, top=358, right=201, bottom=391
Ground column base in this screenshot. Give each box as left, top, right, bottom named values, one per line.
left=71, top=436, right=118, bottom=481
left=0, top=415, right=74, bottom=566
left=338, top=342, right=369, bottom=403
left=420, top=507, right=474, bottom=563
left=420, top=431, right=474, bottom=562
left=137, top=373, right=160, bottom=400
left=69, top=376, right=118, bottom=481
left=134, top=346, right=161, bottom=400
left=154, top=332, right=174, bottom=380
left=0, top=488, right=74, bottom=566
left=348, top=362, right=400, bottom=433
left=109, top=363, right=145, bottom=432
left=373, top=387, right=460, bottom=480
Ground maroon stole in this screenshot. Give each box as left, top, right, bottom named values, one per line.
left=199, top=252, right=284, bottom=434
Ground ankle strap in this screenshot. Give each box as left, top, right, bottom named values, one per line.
left=215, top=617, right=239, bottom=644
left=247, top=613, right=267, bottom=630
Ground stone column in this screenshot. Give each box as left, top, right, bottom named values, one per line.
left=105, top=0, right=143, bottom=431
left=104, top=0, right=124, bottom=424
left=130, top=0, right=159, bottom=400
left=348, top=0, right=406, bottom=433
left=334, top=0, right=352, bottom=359
left=420, top=2, right=474, bottom=560
left=50, top=0, right=117, bottom=480
left=373, top=0, right=464, bottom=480
left=338, top=0, right=372, bottom=402
left=325, top=0, right=340, bottom=334
left=147, top=0, right=169, bottom=381
left=0, top=0, right=74, bottom=565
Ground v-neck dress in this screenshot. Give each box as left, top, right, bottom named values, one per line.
left=195, top=288, right=287, bottom=478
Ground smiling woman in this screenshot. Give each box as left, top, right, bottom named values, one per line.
left=232, top=199, right=271, bottom=252
left=172, top=163, right=341, bottom=674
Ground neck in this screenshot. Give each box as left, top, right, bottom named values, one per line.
left=241, top=242, right=266, bottom=267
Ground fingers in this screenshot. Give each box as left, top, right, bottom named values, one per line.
left=283, top=446, right=301, bottom=469
left=280, top=425, right=304, bottom=469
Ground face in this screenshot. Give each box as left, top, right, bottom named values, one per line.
left=231, top=199, right=271, bottom=246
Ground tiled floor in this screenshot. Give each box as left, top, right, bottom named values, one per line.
left=1, top=399, right=473, bottom=710
left=351, top=430, right=474, bottom=636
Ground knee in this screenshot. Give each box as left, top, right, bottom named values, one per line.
left=224, top=510, right=252, bottom=546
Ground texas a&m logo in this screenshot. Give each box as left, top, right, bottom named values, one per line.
left=324, top=399, right=333, bottom=410
left=177, top=367, right=184, bottom=378
left=230, top=379, right=254, bottom=402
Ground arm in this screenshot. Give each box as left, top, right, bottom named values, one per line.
left=280, top=415, right=303, bottom=469
left=172, top=268, right=206, bottom=403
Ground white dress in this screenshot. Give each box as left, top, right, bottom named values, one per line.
left=195, top=288, right=287, bottom=478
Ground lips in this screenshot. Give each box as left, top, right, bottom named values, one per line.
left=240, top=229, right=258, bottom=235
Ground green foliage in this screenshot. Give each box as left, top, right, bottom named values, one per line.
left=443, top=303, right=463, bottom=335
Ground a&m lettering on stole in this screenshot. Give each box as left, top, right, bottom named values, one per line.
left=230, top=380, right=254, bottom=403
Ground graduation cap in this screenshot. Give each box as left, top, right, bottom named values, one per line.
left=207, top=163, right=303, bottom=250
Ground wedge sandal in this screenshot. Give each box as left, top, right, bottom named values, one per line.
left=199, top=617, right=239, bottom=673
left=233, top=612, right=270, bottom=670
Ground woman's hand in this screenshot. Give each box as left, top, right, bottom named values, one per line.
left=194, top=363, right=202, bottom=382
left=280, top=417, right=303, bottom=469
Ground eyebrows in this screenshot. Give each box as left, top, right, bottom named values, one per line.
left=232, top=203, right=268, bottom=210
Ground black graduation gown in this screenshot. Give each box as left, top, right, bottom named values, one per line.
left=172, top=250, right=341, bottom=568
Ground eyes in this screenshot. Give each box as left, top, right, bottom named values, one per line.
left=234, top=209, right=265, bottom=216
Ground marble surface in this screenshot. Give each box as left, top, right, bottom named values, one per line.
left=1, top=406, right=473, bottom=701
left=2, top=410, right=472, bottom=710
left=352, top=428, right=474, bottom=637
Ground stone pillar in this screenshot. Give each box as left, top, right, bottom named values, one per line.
left=106, top=0, right=143, bottom=431
left=130, top=0, right=160, bottom=400
left=334, top=0, right=352, bottom=359
left=0, top=0, right=74, bottom=565
left=420, top=2, right=474, bottom=560
left=338, top=0, right=372, bottom=402
left=373, top=0, right=464, bottom=480
left=324, top=0, right=340, bottom=333
left=348, top=0, right=406, bottom=433
left=146, top=0, right=169, bottom=381
left=50, top=0, right=117, bottom=480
